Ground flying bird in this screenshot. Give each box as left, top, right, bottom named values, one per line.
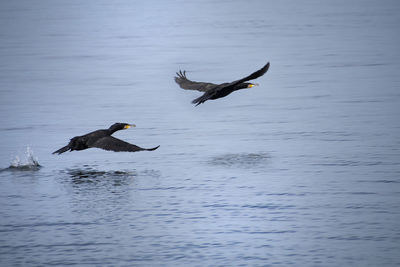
left=175, top=62, right=270, bottom=106
left=53, top=123, right=159, bottom=154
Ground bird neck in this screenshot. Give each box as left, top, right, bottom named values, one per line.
left=107, top=126, right=121, bottom=135
left=234, top=83, right=249, bottom=91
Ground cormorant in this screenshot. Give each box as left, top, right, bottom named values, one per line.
left=53, top=123, right=159, bottom=154
left=174, top=62, right=270, bottom=106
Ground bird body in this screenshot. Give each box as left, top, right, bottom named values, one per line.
left=53, top=123, right=159, bottom=154
left=175, top=62, right=270, bottom=106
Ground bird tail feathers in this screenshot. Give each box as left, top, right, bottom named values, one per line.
left=192, top=95, right=206, bottom=106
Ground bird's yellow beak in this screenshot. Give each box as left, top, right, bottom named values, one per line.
left=248, top=83, right=258, bottom=88
left=124, top=124, right=136, bottom=129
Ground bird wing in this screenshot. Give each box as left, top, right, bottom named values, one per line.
left=90, top=136, right=159, bottom=152
left=227, top=62, right=270, bottom=87
left=174, top=70, right=218, bottom=92
left=191, top=62, right=270, bottom=106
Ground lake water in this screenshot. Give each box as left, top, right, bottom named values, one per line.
left=1, top=0, right=400, bottom=266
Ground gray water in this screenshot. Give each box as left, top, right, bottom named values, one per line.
left=1, top=0, right=400, bottom=266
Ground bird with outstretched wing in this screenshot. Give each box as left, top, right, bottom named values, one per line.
left=175, top=62, right=270, bottom=106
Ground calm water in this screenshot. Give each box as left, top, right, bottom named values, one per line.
left=1, top=0, right=400, bottom=266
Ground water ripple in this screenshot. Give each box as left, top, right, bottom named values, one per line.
left=208, top=152, right=269, bottom=168
left=0, top=242, right=114, bottom=250
left=0, top=221, right=97, bottom=233
left=242, top=204, right=296, bottom=210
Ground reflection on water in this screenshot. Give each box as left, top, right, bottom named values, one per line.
left=67, top=167, right=136, bottom=179
left=209, top=152, right=269, bottom=168
left=59, top=166, right=137, bottom=187
left=57, top=166, right=161, bottom=193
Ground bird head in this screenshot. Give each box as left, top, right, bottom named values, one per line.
left=109, top=123, right=136, bottom=132
left=123, top=123, right=136, bottom=129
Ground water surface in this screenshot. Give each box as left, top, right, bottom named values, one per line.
left=1, top=0, right=400, bottom=266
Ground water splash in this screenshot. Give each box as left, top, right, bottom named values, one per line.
left=6, top=147, right=41, bottom=171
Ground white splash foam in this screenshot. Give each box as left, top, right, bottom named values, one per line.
left=9, top=146, right=41, bottom=170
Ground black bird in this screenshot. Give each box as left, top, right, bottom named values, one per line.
left=53, top=123, right=159, bottom=154
left=175, top=62, right=270, bottom=106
